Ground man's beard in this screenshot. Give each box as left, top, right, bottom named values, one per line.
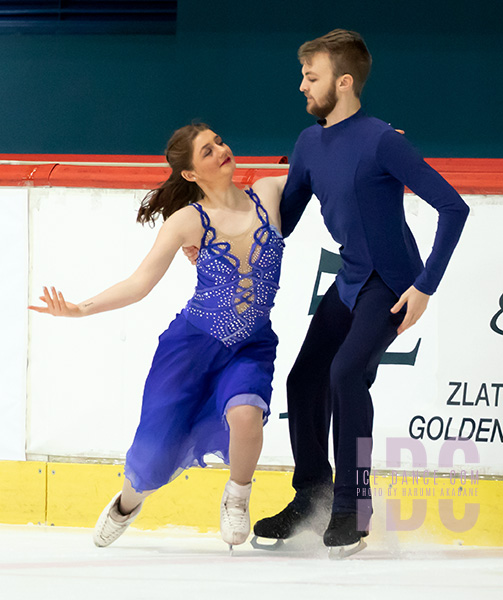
left=307, top=86, right=337, bottom=120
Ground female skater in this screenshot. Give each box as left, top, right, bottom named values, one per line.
left=29, top=123, right=286, bottom=550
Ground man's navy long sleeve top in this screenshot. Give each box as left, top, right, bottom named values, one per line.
left=281, top=109, right=470, bottom=310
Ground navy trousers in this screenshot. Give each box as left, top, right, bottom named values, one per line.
left=288, top=271, right=406, bottom=519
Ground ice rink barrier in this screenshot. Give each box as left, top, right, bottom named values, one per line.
left=0, top=154, right=502, bottom=544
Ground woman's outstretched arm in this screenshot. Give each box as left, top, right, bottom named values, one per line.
left=29, top=206, right=201, bottom=318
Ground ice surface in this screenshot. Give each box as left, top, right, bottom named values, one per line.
left=0, top=524, right=501, bottom=600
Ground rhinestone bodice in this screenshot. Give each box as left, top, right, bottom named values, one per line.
left=183, top=188, right=284, bottom=347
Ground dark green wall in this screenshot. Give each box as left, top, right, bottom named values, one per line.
left=0, top=0, right=501, bottom=157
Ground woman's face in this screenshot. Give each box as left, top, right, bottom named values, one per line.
left=186, top=129, right=235, bottom=185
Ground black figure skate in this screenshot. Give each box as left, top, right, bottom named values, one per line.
left=252, top=486, right=332, bottom=551
left=323, top=512, right=369, bottom=559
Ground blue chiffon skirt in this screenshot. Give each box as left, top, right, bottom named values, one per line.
left=124, top=312, right=278, bottom=492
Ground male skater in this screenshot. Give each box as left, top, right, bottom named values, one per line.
left=252, top=29, right=469, bottom=552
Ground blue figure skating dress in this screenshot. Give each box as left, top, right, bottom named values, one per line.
left=125, top=188, right=284, bottom=492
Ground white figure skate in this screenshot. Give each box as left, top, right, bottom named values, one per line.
left=93, top=492, right=143, bottom=548
left=220, top=480, right=252, bottom=553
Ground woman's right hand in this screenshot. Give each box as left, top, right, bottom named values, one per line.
left=28, top=286, right=83, bottom=318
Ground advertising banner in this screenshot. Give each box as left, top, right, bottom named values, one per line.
left=24, top=188, right=503, bottom=475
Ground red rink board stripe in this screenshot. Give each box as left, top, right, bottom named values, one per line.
left=0, top=155, right=500, bottom=194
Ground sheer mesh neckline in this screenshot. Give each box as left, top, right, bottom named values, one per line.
left=191, top=188, right=271, bottom=277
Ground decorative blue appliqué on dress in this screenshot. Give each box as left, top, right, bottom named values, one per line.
left=183, top=188, right=284, bottom=346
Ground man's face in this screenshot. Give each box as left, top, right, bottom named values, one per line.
left=299, top=52, right=337, bottom=120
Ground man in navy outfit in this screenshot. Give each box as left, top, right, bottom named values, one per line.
left=253, top=29, right=469, bottom=551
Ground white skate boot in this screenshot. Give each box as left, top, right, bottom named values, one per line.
left=93, top=492, right=143, bottom=548
left=220, top=480, right=252, bottom=552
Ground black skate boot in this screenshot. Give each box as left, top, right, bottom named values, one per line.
left=323, top=512, right=369, bottom=559
left=252, top=486, right=332, bottom=550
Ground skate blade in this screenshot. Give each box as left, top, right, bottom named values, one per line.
left=228, top=544, right=234, bottom=556
left=250, top=535, right=285, bottom=551
left=328, top=539, right=367, bottom=560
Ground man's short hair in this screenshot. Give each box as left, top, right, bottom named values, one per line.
left=298, top=29, right=372, bottom=98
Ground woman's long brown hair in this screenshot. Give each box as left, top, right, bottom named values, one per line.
left=137, top=123, right=209, bottom=226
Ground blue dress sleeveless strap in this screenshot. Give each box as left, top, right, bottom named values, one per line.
left=125, top=188, right=284, bottom=492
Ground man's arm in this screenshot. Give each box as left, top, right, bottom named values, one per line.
left=376, top=129, right=470, bottom=296
left=280, top=137, right=313, bottom=238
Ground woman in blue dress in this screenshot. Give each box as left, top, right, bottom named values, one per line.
left=29, top=123, right=286, bottom=550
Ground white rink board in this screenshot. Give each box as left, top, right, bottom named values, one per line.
left=26, top=187, right=194, bottom=461
left=4, top=186, right=503, bottom=474
left=0, top=189, right=28, bottom=460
